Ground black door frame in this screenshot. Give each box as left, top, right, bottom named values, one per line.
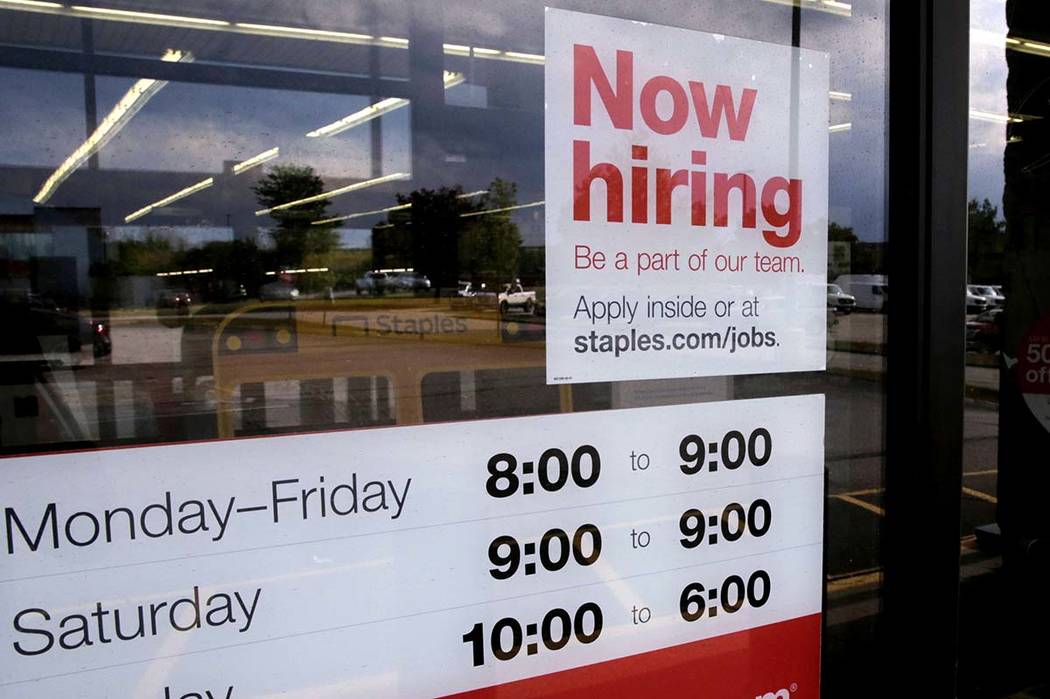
left=885, top=0, right=970, bottom=695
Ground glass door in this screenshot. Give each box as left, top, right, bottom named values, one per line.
left=0, top=1, right=894, bottom=696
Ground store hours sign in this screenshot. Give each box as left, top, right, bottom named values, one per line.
left=0, top=396, right=824, bottom=698
left=545, top=8, right=830, bottom=384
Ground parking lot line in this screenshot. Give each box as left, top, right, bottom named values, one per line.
left=827, top=569, right=882, bottom=594
left=832, top=493, right=885, bottom=517
left=961, top=486, right=997, bottom=504
left=834, top=487, right=883, bottom=498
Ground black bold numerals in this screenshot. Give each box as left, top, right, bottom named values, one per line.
left=679, top=570, right=771, bottom=622
left=678, top=499, right=772, bottom=548
left=541, top=607, right=572, bottom=651
left=679, top=427, right=772, bottom=475
left=721, top=430, right=746, bottom=469
left=463, top=603, right=604, bottom=666
left=571, top=445, right=602, bottom=488
left=574, top=602, right=603, bottom=644
left=488, top=524, right=603, bottom=579
left=749, top=428, right=773, bottom=466
left=490, top=617, right=523, bottom=661
left=487, top=535, right=521, bottom=580
left=539, top=527, right=571, bottom=571
left=678, top=434, right=706, bottom=475
left=748, top=498, right=772, bottom=536
left=537, top=448, right=569, bottom=491
left=679, top=581, right=707, bottom=622
left=572, top=523, right=602, bottom=566
left=486, top=446, right=601, bottom=498
left=485, top=453, right=519, bottom=498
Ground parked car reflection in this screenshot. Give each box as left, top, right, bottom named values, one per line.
left=259, top=280, right=300, bottom=300
left=967, top=284, right=1005, bottom=308
left=827, top=283, right=856, bottom=314
left=966, top=307, right=1002, bottom=353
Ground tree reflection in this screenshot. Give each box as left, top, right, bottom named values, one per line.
left=253, top=164, right=339, bottom=270
left=373, top=178, right=523, bottom=291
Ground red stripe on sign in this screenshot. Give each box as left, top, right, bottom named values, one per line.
left=440, top=613, right=821, bottom=699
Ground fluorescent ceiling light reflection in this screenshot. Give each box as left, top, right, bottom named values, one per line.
left=233, top=147, right=279, bottom=175
left=125, top=177, right=214, bottom=223
left=971, top=30, right=1050, bottom=59
left=314, top=190, right=487, bottom=226
left=312, top=203, right=411, bottom=226
left=157, top=268, right=213, bottom=277
left=820, top=0, right=852, bottom=11
left=460, top=201, right=545, bottom=218
left=0, top=0, right=62, bottom=9
left=265, top=267, right=329, bottom=275
left=829, top=122, right=852, bottom=133
left=71, top=5, right=229, bottom=28
left=757, top=0, right=851, bottom=17
left=34, top=48, right=192, bottom=204
left=234, top=22, right=381, bottom=45
left=1019, top=40, right=1050, bottom=58
left=2, top=2, right=409, bottom=48
left=969, top=110, right=1024, bottom=124
left=255, top=172, right=410, bottom=216
left=307, top=72, right=463, bottom=138
left=505, top=51, right=546, bottom=64
left=235, top=22, right=372, bottom=40
left=442, top=43, right=545, bottom=65
left=307, top=97, right=409, bottom=138
left=1010, top=40, right=1050, bottom=59
left=829, top=90, right=852, bottom=101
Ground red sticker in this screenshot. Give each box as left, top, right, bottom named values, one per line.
left=1019, top=313, right=1050, bottom=431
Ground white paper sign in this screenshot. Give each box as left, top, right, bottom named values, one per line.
left=545, top=9, right=829, bottom=384
left=0, top=396, right=824, bottom=698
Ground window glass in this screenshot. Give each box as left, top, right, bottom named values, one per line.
left=0, top=1, right=889, bottom=695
